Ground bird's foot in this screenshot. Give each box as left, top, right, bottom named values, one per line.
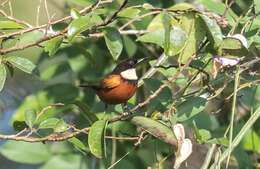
left=123, top=103, right=134, bottom=115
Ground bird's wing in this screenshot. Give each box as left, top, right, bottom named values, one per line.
left=100, top=75, right=121, bottom=89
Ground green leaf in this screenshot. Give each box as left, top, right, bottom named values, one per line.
left=199, top=14, right=223, bottom=49
left=40, top=154, right=86, bottom=169
left=197, top=0, right=237, bottom=25
left=0, top=141, right=51, bottom=164
left=0, top=21, right=25, bottom=29
left=68, top=137, right=89, bottom=151
left=221, top=37, right=248, bottom=57
left=147, top=13, right=179, bottom=31
left=137, top=29, right=164, bottom=46
left=146, top=3, right=194, bottom=31
left=118, top=8, right=140, bottom=19
left=70, top=8, right=81, bottom=19
left=71, top=101, right=98, bottom=125
left=242, top=129, right=260, bottom=152
left=54, top=119, right=68, bottom=133
left=44, top=36, right=63, bottom=56
left=142, top=3, right=154, bottom=9
left=177, top=96, right=207, bottom=122
left=180, top=13, right=206, bottom=62
left=130, top=116, right=177, bottom=146
left=88, top=120, right=106, bottom=158
left=24, top=110, right=36, bottom=129
left=162, top=10, right=171, bottom=55
left=38, top=118, right=60, bottom=129
left=103, top=27, right=123, bottom=60
left=0, top=64, right=7, bottom=92
left=255, top=0, right=260, bottom=13
left=123, top=35, right=137, bottom=57
left=19, top=31, right=44, bottom=46
left=233, top=147, right=253, bottom=169
left=168, top=27, right=188, bottom=56
left=221, top=37, right=244, bottom=50
left=143, top=78, right=172, bottom=103
left=6, top=56, right=36, bottom=74
left=67, top=13, right=103, bottom=41
left=207, top=137, right=229, bottom=147
left=137, top=28, right=187, bottom=56
left=197, top=129, right=211, bottom=142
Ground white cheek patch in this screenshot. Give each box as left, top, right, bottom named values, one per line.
left=120, top=68, right=138, bottom=80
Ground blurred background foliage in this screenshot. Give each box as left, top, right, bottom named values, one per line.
left=0, top=0, right=259, bottom=168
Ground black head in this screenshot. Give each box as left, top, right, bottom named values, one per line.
left=112, top=58, right=146, bottom=74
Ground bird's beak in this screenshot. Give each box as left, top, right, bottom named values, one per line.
left=135, top=57, right=152, bottom=67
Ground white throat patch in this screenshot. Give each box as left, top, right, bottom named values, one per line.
left=120, top=68, right=138, bottom=80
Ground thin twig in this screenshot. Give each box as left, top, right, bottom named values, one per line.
left=0, top=0, right=112, bottom=39
left=240, top=11, right=260, bottom=34
left=0, top=9, right=33, bottom=28
left=89, top=29, right=151, bottom=37
left=225, top=65, right=240, bottom=169
left=105, top=136, right=139, bottom=140
left=221, top=0, right=235, bottom=19
left=36, top=103, right=65, bottom=120
left=225, top=79, right=260, bottom=100
left=119, top=11, right=160, bottom=31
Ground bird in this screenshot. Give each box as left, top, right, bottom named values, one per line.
left=80, top=57, right=148, bottom=114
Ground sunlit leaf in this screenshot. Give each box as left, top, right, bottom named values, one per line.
left=19, top=31, right=44, bottom=46
left=255, top=0, right=260, bottom=13
left=118, top=8, right=140, bottom=19
left=6, top=56, right=36, bottom=74
left=0, top=141, right=51, bottom=164
left=242, top=129, right=260, bottom=152
left=68, top=137, right=89, bottom=151
left=137, top=28, right=187, bottom=56
left=103, top=27, right=123, bottom=60
left=54, top=119, right=68, bottom=133
left=24, top=110, right=36, bottom=129
left=207, top=137, right=229, bottom=147
left=88, top=120, right=107, bottom=158
left=44, top=36, right=63, bottom=56
left=162, top=10, right=171, bottom=55
left=70, top=8, right=81, bottom=19
left=147, top=13, right=178, bottom=31
left=179, top=13, right=206, bottom=62
left=0, top=63, right=6, bottom=92
left=199, top=14, right=223, bottom=49
left=38, top=118, right=60, bottom=129
left=67, top=13, right=102, bottom=41
left=0, top=21, right=25, bottom=29
left=198, top=0, right=237, bottom=25
left=142, top=3, right=154, bottom=9
left=130, top=116, right=177, bottom=146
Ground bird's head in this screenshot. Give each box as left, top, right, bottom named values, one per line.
left=112, top=57, right=149, bottom=80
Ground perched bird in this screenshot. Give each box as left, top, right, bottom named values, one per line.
left=80, top=58, right=148, bottom=113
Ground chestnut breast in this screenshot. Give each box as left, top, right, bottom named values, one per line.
left=97, top=77, right=137, bottom=104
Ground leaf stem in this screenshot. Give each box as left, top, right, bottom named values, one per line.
left=225, top=65, right=240, bottom=169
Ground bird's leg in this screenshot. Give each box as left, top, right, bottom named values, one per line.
left=102, top=104, right=108, bottom=120
left=122, top=102, right=134, bottom=115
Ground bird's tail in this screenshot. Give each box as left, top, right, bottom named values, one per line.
left=78, top=84, right=100, bottom=91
